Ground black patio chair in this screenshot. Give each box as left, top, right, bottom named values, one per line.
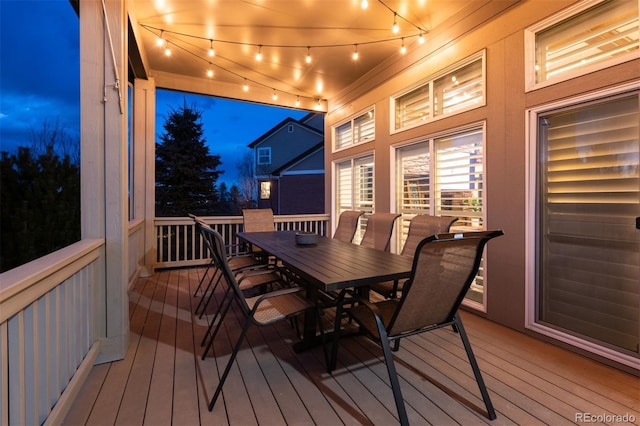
left=202, top=225, right=325, bottom=412
left=359, top=212, right=401, bottom=251
left=330, top=230, right=503, bottom=425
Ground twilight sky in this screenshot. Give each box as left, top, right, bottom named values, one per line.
left=0, top=0, right=308, bottom=187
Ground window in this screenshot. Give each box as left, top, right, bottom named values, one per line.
left=525, top=0, right=639, bottom=91
left=257, top=147, right=271, bottom=165
left=335, top=154, right=374, bottom=242
left=333, top=108, right=375, bottom=151
left=288, top=124, right=294, bottom=133
left=529, top=89, right=639, bottom=364
left=395, top=125, right=485, bottom=304
left=392, top=51, right=485, bottom=132
left=260, top=181, right=271, bottom=199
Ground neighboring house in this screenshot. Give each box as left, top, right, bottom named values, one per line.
left=249, top=113, right=325, bottom=214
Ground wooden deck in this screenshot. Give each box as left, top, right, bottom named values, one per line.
left=64, top=267, right=639, bottom=425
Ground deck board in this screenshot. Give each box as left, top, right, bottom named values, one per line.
left=63, top=267, right=639, bottom=425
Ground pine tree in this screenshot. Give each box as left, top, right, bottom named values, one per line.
left=155, top=100, right=222, bottom=216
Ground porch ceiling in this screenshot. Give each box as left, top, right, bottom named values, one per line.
left=128, top=0, right=476, bottom=110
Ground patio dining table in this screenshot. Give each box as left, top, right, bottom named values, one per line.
left=237, top=230, right=414, bottom=350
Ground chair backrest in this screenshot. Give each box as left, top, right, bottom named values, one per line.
left=242, top=208, right=275, bottom=232
left=333, top=210, right=364, bottom=243
left=388, top=230, right=503, bottom=336
left=360, top=213, right=401, bottom=251
left=190, top=213, right=219, bottom=260
left=401, top=215, right=458, bottom=257
left=199, top=224, right=252, bottom=316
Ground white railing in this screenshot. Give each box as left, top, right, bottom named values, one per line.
left=0, top=239, right=104, bottom=426
left=154, top=214, right=331, bottom=269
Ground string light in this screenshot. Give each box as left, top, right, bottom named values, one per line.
left=156, top=30, right=166, bottom=47
left=142, top=1, right=430, bottom=110
left=392, top=13, right=399, bottom=34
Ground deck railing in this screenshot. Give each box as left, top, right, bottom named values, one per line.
left=0, top=239, right=103, bottom=426
left=154, top=214, right=330, bottom=269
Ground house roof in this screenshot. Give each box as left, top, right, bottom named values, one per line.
left=247, top=115, right=324, bottom=148
left=271, top=141, right=324, bottom=176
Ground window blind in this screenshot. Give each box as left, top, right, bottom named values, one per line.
left=536, top=0, right=639, bottom=83
left=539, top=94, right=640, bottom=354
left=435, top=129, right=484, bottom=230
left=336, top=155, right=374, bottom=243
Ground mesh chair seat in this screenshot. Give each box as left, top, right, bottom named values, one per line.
left=247, top=291, right=313, bottom=324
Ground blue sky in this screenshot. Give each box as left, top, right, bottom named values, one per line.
left=1, top=0, right=308, bottom=187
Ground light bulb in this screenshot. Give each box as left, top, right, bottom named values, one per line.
left=243, top=80, right=249, bottom=91
left=272, top=90, right=278, bottom=101
left=156, top=31, right=165, bottom=47
left=164, top=46, right=171, bottom=56
left=400, top=39, right=406, bottom=54
left=418, top=33, right=425, bottom=44
left=352, top=45, right=359, bottom=60
left=255, top=45, right=262, bottom=62
left=306, top=47, right=312, bottom=64
left=207, top=68, right=214, bottom=78
left=392, top=14, right=399, bottom=34
left=361, top=0, right=368, bottom=9
left=295, top=96, right=301, bottom=107
left=208, top=40, right=215, bottom=57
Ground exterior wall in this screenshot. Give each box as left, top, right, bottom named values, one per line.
left=323, top=0, right=639, bottom=345
left=279, top=174, right=325, bottom=214
left=254, top=123, right=323, bottom=175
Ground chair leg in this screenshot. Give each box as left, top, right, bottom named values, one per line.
left=200, top=283, right=232, bottom=347
left=201, top=287, right=235, bottom=359
left=193, top=257, right=215, bottom=297
left=208, top=316, right=252, bottom=412
left=454, top=314, right=496, bottom=420
left=377, top=324, right=409, bottom=426
left=196, top=269, right=223, bottom=317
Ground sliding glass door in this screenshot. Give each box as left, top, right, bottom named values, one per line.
left=536, top=92, right=639, bottom=358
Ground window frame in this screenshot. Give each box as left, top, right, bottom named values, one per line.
left=392, top=122, right=487, bottom=309
left=524, top=0, right=639, bottom=92
left=257, top=146, right=272, bottom=165
left=390, top=50, right=486, bottom=134
left=333, top=152, right=375, bottom=243
left=332, top=106, right=376, bottom=152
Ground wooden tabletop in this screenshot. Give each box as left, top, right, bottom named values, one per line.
left=237, top=231, right=413, bottom=292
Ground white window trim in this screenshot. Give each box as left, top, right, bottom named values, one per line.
left=524, top=81, right=639, bottom=370
left=331, top=106, right=376, bottom=153
left=257, top=146, right=271, bottom=165
left=524, top=0, right=640, bottom=92
left=390, top=50, right=486, bottom=134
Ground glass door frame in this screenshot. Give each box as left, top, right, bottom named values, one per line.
left=525, top=81, right=639, bottom=370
